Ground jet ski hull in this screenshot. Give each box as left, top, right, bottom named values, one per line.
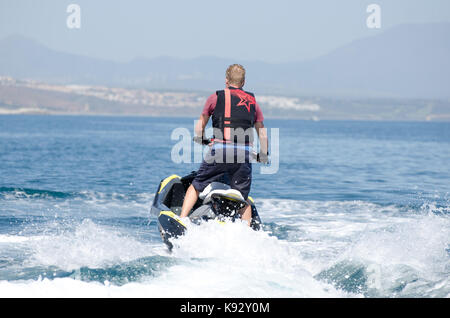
left=151, top=172, right=262, bottom=250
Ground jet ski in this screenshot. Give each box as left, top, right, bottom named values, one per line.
left=150, top=171, right=262, bottom=250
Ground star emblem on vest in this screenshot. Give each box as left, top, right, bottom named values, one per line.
left=231, top=90, right=256, bottom=112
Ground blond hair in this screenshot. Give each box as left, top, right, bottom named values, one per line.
left=226, top=64, right=246, bottom=87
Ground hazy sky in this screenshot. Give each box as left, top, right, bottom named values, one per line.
left=1, top=0, right=449, bottom=63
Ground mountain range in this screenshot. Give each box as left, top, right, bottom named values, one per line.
left=1, top=23, right=449, bottom=99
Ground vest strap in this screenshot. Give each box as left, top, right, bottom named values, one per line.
left=224, top=88, right=231, bottom=141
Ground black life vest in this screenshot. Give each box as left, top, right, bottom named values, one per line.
left=212, top=87, right=256, bottom=145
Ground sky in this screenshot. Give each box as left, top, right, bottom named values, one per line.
left=1, top=0, right=450, bottom=63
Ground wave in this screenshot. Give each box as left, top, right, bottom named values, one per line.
left=71, top=256, right=178, bottom=285
left=315, top=260, right=450, bottom=297
left=0, top=198, right=448, bottom=297
left=0, top=186, right=154, bottom=202
left=0, top=187, right=73, bottom=199
left=0, top=256, right=177, bottom=286
left=24, top=219, right=160, bottom=271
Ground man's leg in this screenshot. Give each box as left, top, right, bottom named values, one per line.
left=180, top=184, right=199, bottom=218
left=180, top=148, right=225, bottom=218
left=229, top=158, right=252, bottom=225
left=238, top=200, right=252, bottom=226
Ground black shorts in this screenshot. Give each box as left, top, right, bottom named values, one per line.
left=191, top=147, right=252, bottom=200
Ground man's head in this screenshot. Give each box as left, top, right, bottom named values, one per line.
left=225, top=64, right=245, bottom=88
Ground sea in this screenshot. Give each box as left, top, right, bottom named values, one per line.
left=0, top=115, right=449, bottom=298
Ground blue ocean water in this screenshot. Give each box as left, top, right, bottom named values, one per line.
left=0, top=115, right=449, bottom=297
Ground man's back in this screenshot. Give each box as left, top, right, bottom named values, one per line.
left=180, top=64, right=268, bottom=224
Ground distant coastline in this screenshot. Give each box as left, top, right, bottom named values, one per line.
left=1, top=76, right=449, bottom=122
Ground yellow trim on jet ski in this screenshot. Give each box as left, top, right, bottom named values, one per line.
left=215, top=193, right=246, bottom=203
left=226, top=193, right=243, bottom=200
left=222, top=196, right=241, bottom=202
left=159, top=210, right=186, bottom=227
left=158, top=174, right=180, bottom=193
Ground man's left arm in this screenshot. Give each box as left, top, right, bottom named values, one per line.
left=194, top=93, right=216, bottom=143
left=195, top=114, right=210, bottom=139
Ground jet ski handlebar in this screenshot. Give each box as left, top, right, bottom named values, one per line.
left=193, top=136, right=212, bottom=145
left=192, top=136, right=269, bottom=163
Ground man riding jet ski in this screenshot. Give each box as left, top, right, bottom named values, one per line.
left=151, top=64, right=268, bottom=250
left=180, top=64, right=268, bottom=223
